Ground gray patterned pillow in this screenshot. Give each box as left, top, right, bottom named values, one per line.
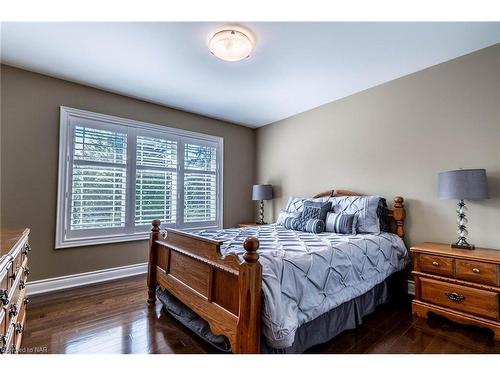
left=301, top=200, right=331, bottom=222
left=325, top=212, right=357, bottom=234
left=327, top=196, right=381, bottom=234
left=283, top=217, right=325, bottom=234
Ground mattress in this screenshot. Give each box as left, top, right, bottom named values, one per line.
left=192, top=224, right=410, bottom=349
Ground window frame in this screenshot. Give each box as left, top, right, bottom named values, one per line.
left=56, top=106, right=223, bottom=249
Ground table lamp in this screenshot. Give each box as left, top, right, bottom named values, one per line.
left=438, top=169, right=488, bottom=250
left=252, top=184, right=273, bottom=225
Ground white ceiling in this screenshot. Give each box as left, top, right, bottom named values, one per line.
left=1, top=22, right=499, bottom=128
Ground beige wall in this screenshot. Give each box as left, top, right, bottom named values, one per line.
left=1, top=65, right=256, bottom=281
left=256, top=44, right=500, bottom=249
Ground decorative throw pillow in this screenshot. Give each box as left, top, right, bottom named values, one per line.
left=301, top=200, right=332, bottom=222
left=283, top=217, right=325, bottom=234
left=325, top=212, right=357, bottom=234
left=327, top=195, right=381, bottom=234
left=276, top=210, right=298, bottom=226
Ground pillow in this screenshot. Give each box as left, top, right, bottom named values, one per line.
left=283, top=196, right=328, bottom=215
left=283, top=197, right=307, bottom=215
left=301, top=200, right=332, bottom=222
left=377, top=198, right=390, bottom=232
left=327, top=196, right=381, bottom=234
left=283, top=217, right=325, bottom=234
left=325, top=212, right=357, bottom=234
left=276, top=210, right=299, bottom=226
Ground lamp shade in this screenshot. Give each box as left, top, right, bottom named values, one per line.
left=252, top=184, right=273, bottom=201
left=438, top=169, right=488, bottom=200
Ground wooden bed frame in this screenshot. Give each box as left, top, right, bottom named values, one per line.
left=147, top=189, right=406, bottom=353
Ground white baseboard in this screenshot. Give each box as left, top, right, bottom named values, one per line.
left=407, top=280, right=415, bottom=296
left=27, top=262, right=148, bottom=296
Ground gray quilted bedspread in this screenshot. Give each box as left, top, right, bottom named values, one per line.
left=192, top=225, right=410, bottom=349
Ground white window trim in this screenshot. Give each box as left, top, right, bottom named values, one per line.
left=56, top=106, right=223, bottom=249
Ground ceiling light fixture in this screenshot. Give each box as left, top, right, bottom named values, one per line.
left=208, top=26, right=255, bottom=62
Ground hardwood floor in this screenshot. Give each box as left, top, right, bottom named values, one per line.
left=21, top=274, right=500, bottom=354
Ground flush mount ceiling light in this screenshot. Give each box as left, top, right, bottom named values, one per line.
left=208, top=26, right=255, bottom=62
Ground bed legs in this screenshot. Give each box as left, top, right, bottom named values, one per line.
left=234, top=237, right=262, bottom=353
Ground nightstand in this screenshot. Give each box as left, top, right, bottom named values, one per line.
left=411, top=242, right=500, bottom=340
left=238, top=223, right=264, bottom=228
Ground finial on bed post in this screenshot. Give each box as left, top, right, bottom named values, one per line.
left=393, top=197, right=406, bottom=239
left=235, top=237, right=261, bottom=353
left=243, top=237, right=260, bottom=263
left=147, top=219, right=161, bottom=304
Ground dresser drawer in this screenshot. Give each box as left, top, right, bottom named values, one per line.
left=420, top=278, right=499, bottom=320
left=455, top=259, right=498, bottom=286
left=418, top=254, right=454, bottom=277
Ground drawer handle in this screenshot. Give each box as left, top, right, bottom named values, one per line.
left=0, top=335, right=6, bottom=354
left=23, top=297, right=30, bottom=305
left=15, top=322, right=23, bottom=334
left=432, top=261, right=439, bottom=267
left=9, top=303, right=18, bottom=318
left=22, top=243, right=31, bottom=255
left=0, top=289, right=9, bottom=307
left=19, top=280, right=26, bottom=290
left=445, top=292, right=465, bottom=302
left=472, top=268, right=480, bottom=273
left=24, top=266, right=30, bottom=276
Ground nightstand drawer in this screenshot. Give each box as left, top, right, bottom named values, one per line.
left=418, top=254, right=454, bottom=277
left=456, top=259, right=498, bottom=286
left=420, top=278, right=499, bottom=320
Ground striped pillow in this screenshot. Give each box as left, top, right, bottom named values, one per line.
left=325, top=212, right=357, bottom=234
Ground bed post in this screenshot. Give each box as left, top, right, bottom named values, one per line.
left=234, top=237, right=262, bottom=354
left=147, top=219, right=161, bottom=304
left=393, top=197, right=406, bottom=239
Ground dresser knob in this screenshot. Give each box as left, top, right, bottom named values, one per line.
left=19, top=280, right=26, bottom=290
left=432, top=261, right=439, bottom=267
left=445, top=292, right=465, bottom=302
left=23, top=297, right=30, bottom=305
left=0, top=289, right=9, bottom=307
left=9, top=303, right=18, bottom=318
left=472, top=268, right=480, bottom=273
left=24, top=266, right=30, bottom=276
left=15, top=322, right=23, bottom=334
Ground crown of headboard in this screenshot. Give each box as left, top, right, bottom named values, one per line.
left=312, top=189, right=406, bottom=239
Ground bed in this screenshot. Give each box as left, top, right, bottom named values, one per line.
left=147, top=189, right=410, bottom=353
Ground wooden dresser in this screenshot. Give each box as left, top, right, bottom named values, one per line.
left=0, top=228, right=31, bottom=354
left=411, top=242, right=500, bottom=340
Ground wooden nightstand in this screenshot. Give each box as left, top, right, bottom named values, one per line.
left=237, top=223, right=264, bottom=228
left=411, top=242, right=500, bottom=340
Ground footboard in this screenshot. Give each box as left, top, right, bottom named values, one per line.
left=147, top=220, right=262, bottom=353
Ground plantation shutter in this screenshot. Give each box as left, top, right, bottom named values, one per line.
left=183, top=142, right=218, bottom=224
left=57, top=107, right=222, bottom=248
left=135, top=135, right=178, bottom=226
left=70, top=125, right=128, bottom=230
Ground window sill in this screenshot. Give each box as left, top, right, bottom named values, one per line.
left=55, top=226, right=221, bottom=249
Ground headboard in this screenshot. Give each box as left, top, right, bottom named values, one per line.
left=312, top=189, right=406, bottom=239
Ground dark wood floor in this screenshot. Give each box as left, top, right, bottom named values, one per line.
left=21, top=274, right=500, bottom=354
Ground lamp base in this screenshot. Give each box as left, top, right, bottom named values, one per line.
left=451, top=243, right=475, bottom=250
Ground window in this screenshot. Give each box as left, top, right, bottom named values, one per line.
left=56, top=107, right=223, bottom=248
